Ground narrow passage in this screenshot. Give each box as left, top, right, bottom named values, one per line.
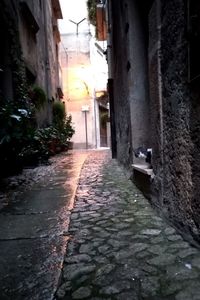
left=56, top=150, right=200, bottom=300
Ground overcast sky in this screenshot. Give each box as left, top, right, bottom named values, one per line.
left=59, top=0, right=89, bottom=34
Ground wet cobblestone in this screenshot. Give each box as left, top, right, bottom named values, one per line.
left=56, top=150, right=200, bottom=300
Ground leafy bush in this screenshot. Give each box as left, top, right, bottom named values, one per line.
left=52, top=101, right=75, bottom=148
left=87, top=0, right=97, bottom=26
left=0, top=97, right=75, bottom=176
left=0, top=101, right=35, bottom=175
left=19, top=115, right=75, bottom=165
left=29, top=85, right=47, bottom=110
left=53, top=101, right=65, bottom=130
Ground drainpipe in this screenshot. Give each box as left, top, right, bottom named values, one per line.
left=93, top=89, right=98, bottom=148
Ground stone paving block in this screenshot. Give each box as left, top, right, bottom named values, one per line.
left=55, top=151, right=200, bottom=300
left=140, top=276, right=160, bottom=297
left=72, top=286, right=92, bottom=299
left=166, top=264, right=198, bottom=281
left=63, top=263, right=96, bottom=281
left=65, top=254, right=92, bottom=264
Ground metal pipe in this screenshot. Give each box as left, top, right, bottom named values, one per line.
left=93, top=91, right=98, bottom=148
left=84, top=111, right=88, bottom=149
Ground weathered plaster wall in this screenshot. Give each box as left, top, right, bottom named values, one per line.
left=111, top=0, right=151, bottom=167
left=0, top=0, right=27, bottom=103
left=18, top=0, right=62, bottom=126
left=60, top=33, right=96, bottom=149
left=111, top=0, right=133, bottom=167
left=0, top=0, right=62, bottom=127
left=44, top=0, right=60, bottom=99
left=33, top=0, right=46, bottom=92
left=18, top=0, right=38, bottom=80
left=19, top=0, right=60, bottom=97
left=148, top=1, right=164, bottom=209
left=126, top=2, right=151, bottom=157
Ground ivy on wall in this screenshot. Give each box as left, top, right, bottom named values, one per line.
left=8, top=19, right=28, bottom=104
left=87, top=0, right=97, bottom=26
left=0, top=1, right=75, bottom=177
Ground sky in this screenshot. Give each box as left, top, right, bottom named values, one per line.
left=59, top=0, right=89, bottom=34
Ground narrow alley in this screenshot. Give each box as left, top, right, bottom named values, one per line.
left=1, top=150, right=200, bottom=299
left=1, top=0, right=200, bottom=299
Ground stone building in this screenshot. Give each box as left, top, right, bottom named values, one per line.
left=59, top=0, right=108, bottom=149
left=60, top=28, right=95, bottom=149
left=60, top=31, right=108, bottom=149
left=0, top=0, right=63, bottom=126
left=106, top=0, right=200, bottom=243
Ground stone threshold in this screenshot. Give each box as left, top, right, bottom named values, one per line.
left=132, top=163, right=154, bottom=178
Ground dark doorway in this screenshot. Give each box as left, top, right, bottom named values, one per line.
left=99, top=105, right=109, bottom=147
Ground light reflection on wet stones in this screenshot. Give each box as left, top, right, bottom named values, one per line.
left=55, top=151, right=200, bottom=299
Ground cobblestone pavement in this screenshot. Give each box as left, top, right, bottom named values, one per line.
left=56, top=150, right=200, bottom=300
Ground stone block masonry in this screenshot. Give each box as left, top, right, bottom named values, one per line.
left=108, top=0, right=200, bottom=244
left=149, top=0, right=200, bottom=242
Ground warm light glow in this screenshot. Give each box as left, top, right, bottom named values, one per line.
left=62, top=63, right=93, bottom=101
left=58, top=0, right=108, bottom=148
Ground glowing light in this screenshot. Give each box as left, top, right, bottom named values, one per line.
left=62, top=63, right=93, bottom=101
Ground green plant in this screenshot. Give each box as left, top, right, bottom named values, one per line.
left=63, top=115, right=75, bottom=141
left=52, top=101, right=75, bottom=148
left=0, top=101, right=35, bottom=175
left=87, top=0, right=97, bottom=26
left=29, top=85, right=47, bottom=110
left=19, top=115, right=75, bottom=163
left=0, top=97, right=75, bottom=175
left=53, top=101, right=66, bottom=129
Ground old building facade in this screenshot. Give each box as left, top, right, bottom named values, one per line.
left=107, top=0, right=200, bottom=243
left=59, top=0, right=108, bottom=149
left=0, top=0, right=63, bottom=126
left=60, top=28, right=96, bottom=149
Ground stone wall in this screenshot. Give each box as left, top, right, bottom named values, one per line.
left=113, top=1, right=132, bottom=166
left=110, top=0, right=152, bottom=167
left=111, top=0, right=132, bottom=167
left=1, top=0, right=62, bottom=127
left=127, top=2, right=151, bottom=156
left=109, top=0, right=200, bottom=242
left=0, top=0, right=28, bottom=103
left=60, top=33, right=96, bottom=149
left=149, top=0, right=200, bottom=241
left=148, top=1, right=164, bottom=211
left=18, top=0, right=62, bottom=126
